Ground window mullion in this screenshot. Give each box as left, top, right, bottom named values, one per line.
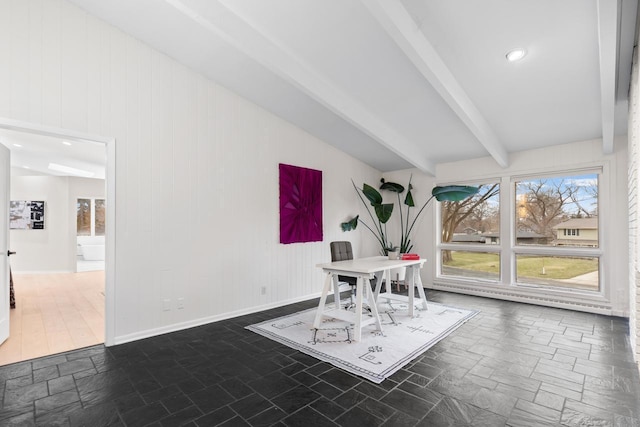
left=90, top=199, right=96, bottom=237
left=502, top=176, right=512, bottom=286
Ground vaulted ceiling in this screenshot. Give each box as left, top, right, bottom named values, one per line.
left=60, top=0, right=640, bottom=174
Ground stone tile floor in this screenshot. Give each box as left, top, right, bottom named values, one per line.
left=0, top=290, right=639, bottom=426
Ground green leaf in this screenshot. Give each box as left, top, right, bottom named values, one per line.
left=379, top=181, right=405, bottom=193
left=374, top=203, right=394, bottom=223
left=404, top=189, right=415, bottom=207
left=340, top=215, right=359, bottom=231
left=432, top=185, right=479, bottom=201
left=362, top=183, right=382, bottom=205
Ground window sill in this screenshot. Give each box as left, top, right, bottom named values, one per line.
left=430, top=278, right=620, bottom=316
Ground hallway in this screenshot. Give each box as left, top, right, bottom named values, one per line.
left=0, top=271, right=104, bottom=366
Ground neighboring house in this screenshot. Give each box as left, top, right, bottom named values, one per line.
left=451, top=231, right=547, bottom=245
left=553, top=217, right=599, bottom=247
left=452, top=233, right=487, bottom=244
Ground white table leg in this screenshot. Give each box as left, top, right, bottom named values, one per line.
left=313, top=272, right=333, bottom=328
left=373, top=271, right=384, bottom=300
left=407, top=266, right=416, bottom=317
left=415, top=268, right=428, bottom=310
left=354, top=275, right=363, bottom=342
left=331, top=274, right=341, bottom=310
left=384, top=269, right=391, bottom=294
left=366, top=281, right=383, bottom=333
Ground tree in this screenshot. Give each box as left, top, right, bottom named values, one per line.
left=456, top=200, right=499, bottom=233
left=441, top=184, right=499, bottom=262
left=516, top=178, right=592, bottom=239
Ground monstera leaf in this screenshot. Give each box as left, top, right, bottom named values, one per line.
left=374, top=203, right=394, bottom=224
left=404, top=183, right=415, bottom=207
left=341, top=215, right=359, bottom=232
left=362, top=183, right=393, bottom=224
left=379, top=179, right=405, bottom=193
left=432, top=185, right=479, bottom=201
left=362, top=183, right=383, bottom=205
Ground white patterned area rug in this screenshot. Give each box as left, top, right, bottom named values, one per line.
left=246, top=300, right=478, bottom=384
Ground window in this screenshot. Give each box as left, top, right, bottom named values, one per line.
left=95, top=199, right=106, bottom=236
left=77, top=199, right=91, bottom=236
left=515, top=255, right=598, bottom=291
left=77, top=198, right=105, bottom=236
left=440, top=183, right=500, bottom=281
left=437, top=169, right=601, bottom=293
left=514, top=172, right=599, bottom=290
left=515, top=173, right=598, bottom=248
left=441, top=250, right=500, bottom=281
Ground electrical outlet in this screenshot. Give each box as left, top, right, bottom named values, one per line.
left=177, top=298, right=185, bottom=309
left=162, top=299, right=171, bottom=311
left=260, top=286, right=267, bottom=295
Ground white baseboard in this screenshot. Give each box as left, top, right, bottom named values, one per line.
left=11, top=269, right=75, bottom=274
left=111, top=291, right=325, bottom=346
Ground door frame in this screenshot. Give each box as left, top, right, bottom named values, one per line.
left=0, top=143, right=9, bottom=346
left=0, top=117, right=116, bottom=346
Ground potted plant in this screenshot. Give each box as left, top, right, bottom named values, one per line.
left=341, top=177, right=478, bottom=255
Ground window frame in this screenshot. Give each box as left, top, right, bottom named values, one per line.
left=435, top=166, right=607, bottom=304
left=511, top=169, right=602, bottom=292
left=437, top=179, right=502, bottom=285
left=77, top=197, right=106, bottom=237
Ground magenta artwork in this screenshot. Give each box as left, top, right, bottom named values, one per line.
left=279, top=163, right=323, bottom=244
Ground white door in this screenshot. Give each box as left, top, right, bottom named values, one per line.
left=0, top=143, right=9, bottom=345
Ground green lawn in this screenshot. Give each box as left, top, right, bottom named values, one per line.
left=444, top=251, right=500, bottom=275
left=516, top=255, right=598, bottom=279
left=444, top=251, right=598, bottom=280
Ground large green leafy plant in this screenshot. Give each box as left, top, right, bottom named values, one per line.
left=341, top=177, right=479, bottom=254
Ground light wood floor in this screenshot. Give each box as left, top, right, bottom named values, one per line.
left=0, top=271, right=104, bottom=366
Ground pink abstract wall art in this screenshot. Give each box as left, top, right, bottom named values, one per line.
left=279, top=163, right=323, bottom=244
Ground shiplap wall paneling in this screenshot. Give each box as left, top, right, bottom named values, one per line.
left=0, top=0, right=382, bottom=344
left=61, top=1, right=88, bottom=132
left=8, top=0, right=30, bottom=122
left=630, top=43, right=640, bottom=366
left=27, top=0, right=43, bottom=125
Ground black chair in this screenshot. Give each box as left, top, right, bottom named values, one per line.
left=330, top=241, right=357, bottom=307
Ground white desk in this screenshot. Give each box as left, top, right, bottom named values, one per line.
left=314, top=256, right=427, bottom=341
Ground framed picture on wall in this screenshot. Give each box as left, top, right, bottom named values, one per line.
left=10, top=200, right=45, bottom=230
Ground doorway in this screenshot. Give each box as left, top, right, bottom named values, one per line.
left=0, top=118, right=115, bottom=365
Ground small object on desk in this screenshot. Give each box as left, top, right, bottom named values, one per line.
left=401, top=253, right=420, bottom=260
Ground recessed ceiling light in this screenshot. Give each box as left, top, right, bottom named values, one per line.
left=12, top=143, right=22, bottom=148
left=62, top=141, right=72, bottom=146
left=48, top=162, right=95, bottom=178
left=506, top=48, right=527, bottom=62
left=23, top=166, right=30, bottom=169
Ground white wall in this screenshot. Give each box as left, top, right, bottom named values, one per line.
left=0, top=0, right=380, bottom=344
left=386, top=137, right=629, bottom=316
left=9, top=175, right=71, bottom=272
left=9, top=174, right=104, bottom=272
left=628, top=43, right=639, bottom=369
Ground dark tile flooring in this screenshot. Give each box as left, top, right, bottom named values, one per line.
left=1, top=290, right=640, bottom=426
